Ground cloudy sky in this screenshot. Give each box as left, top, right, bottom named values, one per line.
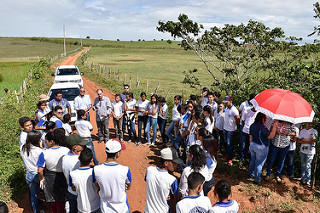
left=0, top=0, right=319, bottom=43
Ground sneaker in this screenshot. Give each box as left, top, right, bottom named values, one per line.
left=228, top=160, right=233, bottom=166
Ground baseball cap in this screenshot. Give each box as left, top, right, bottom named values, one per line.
left=160, top=147, right=183, bottom=164
left=222, top=95, right=233, bottom=103
left=66, top=134, right=88, bottom=146
left=105, top=139, right=126, bottom=153
left=39, top=94, right=49, bottom=101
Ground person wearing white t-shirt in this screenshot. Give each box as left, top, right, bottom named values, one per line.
left=19, top=117, right=34, bottom=147
left=166, top=95, right=182, bottom=145
left=205, top=92, right=218, bottom=113
left=298, top=122, right=318, bottom=186
left=199, top=87, right=209, bottom=108
left=209, top=179, right=239, bottom=213
left=21, top=131, right=43, bottom=213
left=62, top=134, right=87, bottom=213
left=145, top=147, right=182, bottom=213
left=222, top=96, right=240, bottom=166
left=158, top=96, right=169, bottom=143
left=112, top=94, right=125, bottom=141
left=145, top=94, right=159, bottom=145
left=70, top=147, right=100, bottom=213
left=37, top=131, right=70, bottom=212
left=185, top=111, right=202, bottom=148
left=286, top=124, right=300, bottom=180
left=75, top=110, right=99, bottom=165
left=176, top=172, right=212, bottom=213
left=62, top=114, right=73, bottom=136
left=135, top=92, right=150, bottom=143
left=179, top=145, right=209, bottom=198
left=93, top=139, right=131, bottom=213
left=50, top=106, right=64, bottom=129
left=74, top=87, right=92, bottom=121
left=214, top=101, right=225, bottom=151
left=124, top=92, right=138, bottom=143
left=203, top=105, right=215, bottom=134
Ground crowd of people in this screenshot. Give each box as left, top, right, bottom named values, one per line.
left=18, top=84, right=318, bottom=213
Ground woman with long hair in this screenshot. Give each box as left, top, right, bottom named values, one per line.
left=21, top=131, right=43, bottom=213
left=179, top=144, right=208, bottom=197
left=145, top=94, right=159, bottom=145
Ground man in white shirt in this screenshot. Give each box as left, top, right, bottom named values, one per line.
left=145, top=147, right=182, bottom=213
left=93, top=139, right=131, bottom=213
left=74, top=87, right=92, bottom=121
left=222, top=96, right=240, bottom=166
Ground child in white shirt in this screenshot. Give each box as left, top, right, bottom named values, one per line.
left=111, top=94, right=124, bottom=141
left=158, top=96, right=169, bottom=143
left=62, top=114, right=73, bottom=136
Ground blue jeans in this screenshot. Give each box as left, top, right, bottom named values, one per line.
left=85, top=138, right=99, bottom=165
left=66, top=191, right=78, bottom=213
left=127, top=120, right=137, bottom=140
left=300, top=152, right=314, bottom=183
left=138, top=115, right=148, bottom=142
left=166, top=120, right=178, bottom=144
left=158, top=117, right=167, bottom=143
left=146, top=117, right=157, bottom=144
left=287, top=150, right=296, bottom=177
left=223, top=130, right=235, bottom=160
left=249, top=142, right=269, bottom=182
left=239, top=131, right=250, bottom=161
left=26, top=171, right=40, bottom=213
left=266, top=143, right=290, bottom=177
left=203, top=176, right=214, bottom=196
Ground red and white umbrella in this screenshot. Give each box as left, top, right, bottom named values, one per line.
left=251, top=88, right=315, bottom=124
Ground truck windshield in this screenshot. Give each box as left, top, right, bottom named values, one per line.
left=49, top=88, right=80, bottom=101
left=57, top=68, right=79, bottom=75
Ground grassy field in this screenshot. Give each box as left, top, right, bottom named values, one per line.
left=76, top=40, right=216, bottom=100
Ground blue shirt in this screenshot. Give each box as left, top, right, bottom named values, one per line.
left=250, top=123, right=270, bottom=146
left=49, top=98, right=71, bottom=114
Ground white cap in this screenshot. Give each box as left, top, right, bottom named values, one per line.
left=160, top=147, right=183, bottom=164
left=105, top=139, right=123, bottom=153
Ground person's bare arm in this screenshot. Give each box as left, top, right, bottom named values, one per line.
left=38, top=167, right=44, bottom=180
left=267, top=121, right=278, bottom=139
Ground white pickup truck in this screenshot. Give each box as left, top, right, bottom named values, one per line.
left=53, top=65, right=84, bottom=87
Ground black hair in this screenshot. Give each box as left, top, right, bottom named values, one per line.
left=249, top=93, right=256, bottom=100
left=115, top=93, right=120, bottom=98
left=55, top=90, right=62, bottom=96
left=45, top=131, right=55, bottom=142
left=203, top=135, right=218, bottom=159
left=79, top=147, right=93, bottom=166
left=63, top=114, right=71, bottom=123
left=203, top=105, right=213, bottom=123
left=0, top=201, right=8, bottom=213
left=123, top=84, right=130, bottom=88
left=19, top=117, right=31, bottom=128
left=140, top=92, right=146, bottom=97
left=54, top=105, right=63, bottom=112
left=106, top=152, right=117, bottom=159
left=151, top=94, right=158, bottom=104
left=45, top=111, right=53, bottom=121
left=77, top=110, right=86, bottom=119
left=213, top=91, right=221, bottom=98
left=217, top=100, right=223, bottom=105
left=22, top=131, right=42, bottom=156
left=188, top=144, right=206, bottom=172
left=254, top=112, right=266, bottom=124
left=37, top=100, right=46, bottom=109
left=174, top=95, right=182, bottom=101
left=97, top=89, right=103, bottom=93
left=188, top=172, right=205, bottom=190
left=198, top=127, right=208, bottom=138
left=53, top=128, right=66, bottom=146
left=194, top=105, right=203, bottom=113
left=189, top=94, right=197, bottom=101
left=202, top=87, right=209, bottom=92
left=193, top=111, right=202, bottom=120
left=214, top=179, right=232, bottom=202
left=207, top=92, right=214, bottom=97
left=158, top=96, right=166, bottom=103
left=126, top=92, right=133, bottom=99
left=45, top=121, right=56, bottom=132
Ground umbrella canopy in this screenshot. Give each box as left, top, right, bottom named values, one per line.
left=251, top=88, right=315, bottom=124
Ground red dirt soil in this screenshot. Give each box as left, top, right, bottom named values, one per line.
left=8, top=48, right=319, bottom=213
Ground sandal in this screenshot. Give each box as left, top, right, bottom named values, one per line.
left=275, top=176, right=282, bottom=184
left=264, top=176, right=270, bottom=182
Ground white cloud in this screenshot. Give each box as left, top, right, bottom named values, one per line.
left=0, top=0, right=318, bottom=43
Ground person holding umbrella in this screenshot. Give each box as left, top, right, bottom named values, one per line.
left=265, top=120, right=296, bottom=184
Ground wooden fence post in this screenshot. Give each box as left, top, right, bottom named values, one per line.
left=165, top=88, right=171, bottom=99
left=154, top=82, right=160, bottom=94
left=146, top=79, right=149, bottom=93
left=14, top=90, right=19, bottom=103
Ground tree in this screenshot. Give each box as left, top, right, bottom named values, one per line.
left=157, top=14, right=313, bottom=102
left=86, top=36, right=90, bottom=39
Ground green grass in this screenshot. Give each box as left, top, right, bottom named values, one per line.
left=0, top=62, right=33, bottom=96
left=0, top=37, right=80, bottom=60
left=77, top=40, right=216, bottom=100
